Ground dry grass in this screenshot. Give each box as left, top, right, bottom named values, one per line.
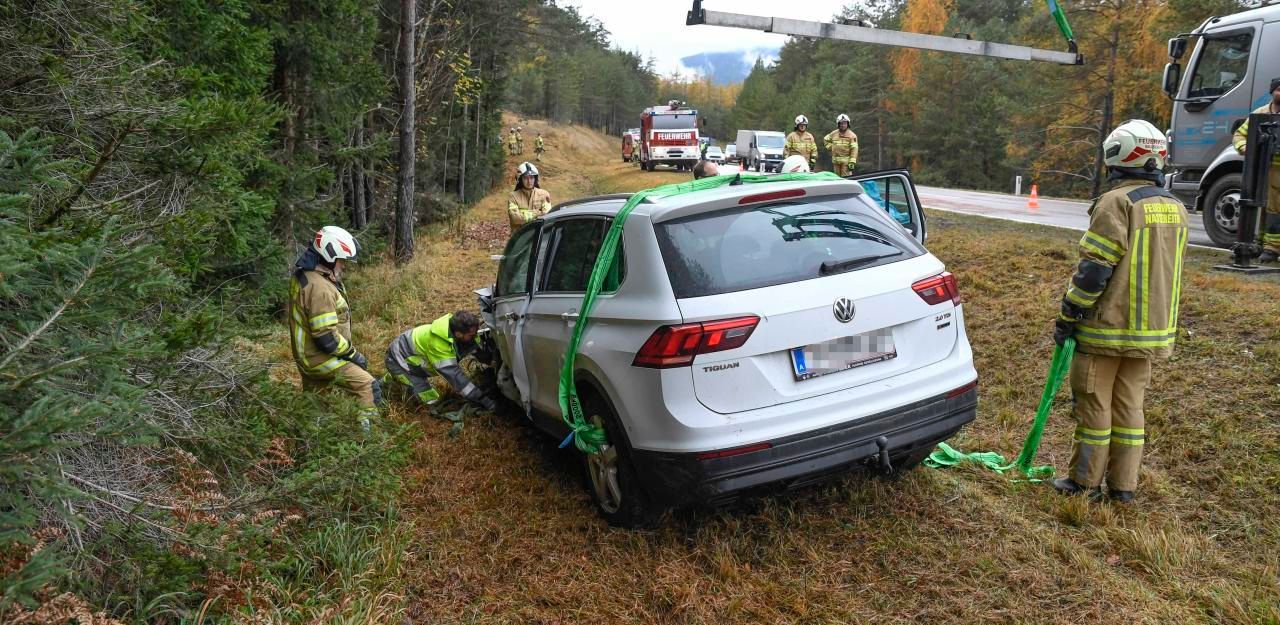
left=262, top=115, right=1280, bottom=624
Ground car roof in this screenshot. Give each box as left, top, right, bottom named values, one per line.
left=544, top=178, right=866, bottom=222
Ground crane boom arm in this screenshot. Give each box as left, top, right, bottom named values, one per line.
left=686, top=2, right=1083, bottom=66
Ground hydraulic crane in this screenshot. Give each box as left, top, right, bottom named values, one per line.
left=686, top=0, right=1083, bottom=66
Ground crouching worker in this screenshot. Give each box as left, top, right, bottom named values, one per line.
left=384, top=311, right=497, bottom=413
left=289, top=226, right=382, bottom=430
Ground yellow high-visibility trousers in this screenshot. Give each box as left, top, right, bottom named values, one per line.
left=1067, top=352, right=1151, bottom=491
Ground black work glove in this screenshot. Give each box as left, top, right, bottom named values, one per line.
left=346, top=350, right=369, bottom=371
left=1053, top=318, right=1075, bottom=346
left=370, top=377, right=384, bottom=407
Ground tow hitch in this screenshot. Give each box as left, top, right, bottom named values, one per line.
left=875, top=436, right=894, bottom=475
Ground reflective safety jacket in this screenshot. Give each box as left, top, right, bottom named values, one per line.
left=289, top=263, right=355, bottom=376
left=1234, top=103, right=1280, bottom=164
left=508, top=187, right=552, bottom=229
left=535, top=137, right=544, bottom=151
left=1062, top=179, right=1189, bottom=359
left=784, top=131, right=818, bottom=163
left=387, top=314, right=484, bottom=404
left=824, top=128, right=859, bottom=167
left=506, top=132, right=518, bottom=148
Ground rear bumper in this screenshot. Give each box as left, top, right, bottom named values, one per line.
left=629, top=386, right=977, bottom=507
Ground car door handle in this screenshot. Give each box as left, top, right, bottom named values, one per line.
left=560, top=312, right=579, bottom=321
left=501, top=312, right=519, bottom=321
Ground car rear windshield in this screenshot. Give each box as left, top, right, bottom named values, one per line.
left=654, top=194, right=924, bottom=298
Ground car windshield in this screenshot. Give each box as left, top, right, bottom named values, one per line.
left=757, top=135, right=784, bottom=149
left=707, top=147, right=722, bottom=155
left=655, top=194, right=925, bottom=298
left=652, top=114, right=698, bottom=130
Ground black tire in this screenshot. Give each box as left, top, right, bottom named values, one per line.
left=1202, top=173, right=1243, bottom=247
left=578, top=391, right=655, bottom=528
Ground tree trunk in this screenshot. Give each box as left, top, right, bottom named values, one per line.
left=460, top=97, right=468, bottom=203
left=394, top=0, right=416, bottom=263
left=1092, top=25, right=1120, bottom=198
left=353, top=120, right=367, bottom=229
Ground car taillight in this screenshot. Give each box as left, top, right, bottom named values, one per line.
left=632, top=315, right=760, bottom=368
left=696, top=442, right=772, bottom=460
left=912, top=272, right=961, bottom=305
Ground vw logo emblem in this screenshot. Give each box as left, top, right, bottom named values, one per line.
left=833, top=297, right=856, bottom=323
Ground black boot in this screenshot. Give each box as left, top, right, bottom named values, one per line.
left=1259, top=250, right=1278, bottom=264
left=1051, top=477, right=1102, bottom=500
left=1108, top=490, right=1136, bottom=504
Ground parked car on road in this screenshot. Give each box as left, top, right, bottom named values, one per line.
left=704, top=145, right=724, bottom=163
left=477, top=171, right=974, bottom=526
left=725, top=144, right=737, bottom=161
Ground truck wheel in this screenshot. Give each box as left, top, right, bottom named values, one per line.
left=579, top=392, right=656, bottom=528
left=1203, top=173, right=1243, bottom=247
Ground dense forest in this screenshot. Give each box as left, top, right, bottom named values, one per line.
left=0, top=0, right=654, bottom=621
left=728, top=0, right=1246, bottom=196
left=0, top=0, right=1258, bottom=619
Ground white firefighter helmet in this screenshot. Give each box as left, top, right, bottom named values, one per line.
left=836, top=113, right=851, bottom=125
left=794, top=114, right=809, bottom=126
left=1102, top=119, right=1167, bottom=170
left=781, top=154, right=811, bottom=173
left=313, top=225, right=359, bottom=264
left=517, top=162, right=539, bottom=177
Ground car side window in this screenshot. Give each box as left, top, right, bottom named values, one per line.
left=496, top=224, right=539, bottom=297
left=858, top=175, right=917, bottom=235
left=538, top=218, right=625, bottom=293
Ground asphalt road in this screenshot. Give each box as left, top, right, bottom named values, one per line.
left=916, top=185, right=1224, bottom=250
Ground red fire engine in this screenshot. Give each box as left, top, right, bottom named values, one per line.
left=639, top=101, right=701, bottom=172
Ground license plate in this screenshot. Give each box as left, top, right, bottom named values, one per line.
left=791, top=330, right=896, bottom=381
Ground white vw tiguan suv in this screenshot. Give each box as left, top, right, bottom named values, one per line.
left=477, top=171, right=977, bottom=526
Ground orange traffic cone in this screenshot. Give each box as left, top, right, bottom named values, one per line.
left=1027, top=184, right=1040, bottom=211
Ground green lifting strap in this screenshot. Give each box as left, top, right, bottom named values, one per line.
left=925, top=337, right=1075, bottom=479
left=1045, top=0, right=1076, bottom=47
left=557, top=171, right=845, bottom=454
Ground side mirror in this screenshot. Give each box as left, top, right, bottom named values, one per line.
left=750, top=141, right=755, bottom=148
left=1162, top=63, right=1181, bottom=99
left=1167, top=37, right=1187, bottom=60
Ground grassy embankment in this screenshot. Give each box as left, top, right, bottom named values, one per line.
left=264, top=116, right=1280, bottom=624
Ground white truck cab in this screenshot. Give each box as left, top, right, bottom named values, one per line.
left=1163, top=3, right=1280, bottom=245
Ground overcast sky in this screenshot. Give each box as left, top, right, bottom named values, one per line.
left=563, top=0, right=852, bottom=77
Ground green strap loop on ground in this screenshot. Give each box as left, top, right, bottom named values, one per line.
left=558, top=171, right=844, bottom=454
left=926, top=337, right=1075, bottom=479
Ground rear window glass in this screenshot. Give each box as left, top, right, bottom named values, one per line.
left=655, top=194, right=924, bottom=298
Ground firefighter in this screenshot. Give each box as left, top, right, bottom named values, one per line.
left=516, top=126, right=525, bottom=154
left=289, top=226, right=381, bottom=429
left=1233, top=76, right=1280, bottom=263
left=506, top=128, right=518, bottom=156
left=784, top=115, right=818, bottom=170
left=534, top=132, right=545, bottom=161
left=383, top=311, right=497, bottom=412
left=824, top=114, right=859, bottom=177
left=1051, top=119, right=1189, bottom=504
left=507, top=161, right=552, bottom=230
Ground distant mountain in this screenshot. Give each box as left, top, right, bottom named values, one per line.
left=680, top=49, right=778, bottom=84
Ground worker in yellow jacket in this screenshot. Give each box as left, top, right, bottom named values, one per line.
left=1052, top=120, right=1188, bottom=504
left=383, top=311, right=496, bottom=411
left=824, top=113, right=859, bottom=177
left=288, top=226, right=381, bottom=429
left=784, top=115, right=818, bottom=170
left=506, top=128, right=518, bottom=156
left=507, top=161, right=552, bottom=230
left=1233, top=76, right=1280, bottom=263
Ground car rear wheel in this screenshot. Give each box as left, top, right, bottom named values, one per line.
left=579, top=393, right=655, bottom=528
